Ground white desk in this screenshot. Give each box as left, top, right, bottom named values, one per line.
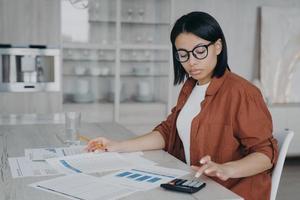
left=0, top=114, right=243, bottom=200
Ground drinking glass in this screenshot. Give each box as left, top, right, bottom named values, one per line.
left=64, top=112, right=81, bottom=146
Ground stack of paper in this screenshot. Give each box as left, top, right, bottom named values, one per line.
left=8, top=146, right=87, bottom=178
left=30, top=174, right=137, bottom=200
left=8, top=145, right=189, bottom=200
left=8, top=146, right=156, bottom=178
left=30, top=166, right=189, bottom=200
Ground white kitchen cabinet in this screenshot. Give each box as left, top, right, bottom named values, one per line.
left=62, top=0, right=173, bottom=130
left=0, top=0, right=61, bottom=47
left=0, top=92, right=62, bottom=114
left=0, top=0, right=62, bottom=114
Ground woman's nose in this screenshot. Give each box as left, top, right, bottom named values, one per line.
left=188, top=52, right=198, bottom=66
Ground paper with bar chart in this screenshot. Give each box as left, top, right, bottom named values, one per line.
left=30, top=173, right=136, bottom=200
left=99, top=166, right=189, bottom=190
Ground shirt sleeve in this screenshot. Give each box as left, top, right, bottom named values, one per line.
left=153, top=106, right=177, bottom=151
left=235, top=88, right=278, bottom=165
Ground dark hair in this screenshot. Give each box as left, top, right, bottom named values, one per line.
left=170, top=11, right=230, bottom=85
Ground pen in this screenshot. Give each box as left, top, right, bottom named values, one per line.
left=78, top=135, right=91, bottom=143
left=190, top=171, right=201, bottom=182
left=191, top=160, right=204, bottom=181
left=79, top=135, right=105, bottom=150
left=195, top=171, right=202, bottom=178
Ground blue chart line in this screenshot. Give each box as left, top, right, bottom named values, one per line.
left=147, top=177, right=161, bottom=183
left=127, top=173, right=141, bottom=179
left=135, top=175, right=151, bottom=182
left=59, top=160, right=82, bottom=173
left=116, top=172, right=132, bottom=177
left=115, top=171, right=163, bottom=184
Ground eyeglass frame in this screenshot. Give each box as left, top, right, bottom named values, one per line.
left=175, top=42, right=215, bottom=63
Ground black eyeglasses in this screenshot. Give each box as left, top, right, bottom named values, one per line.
left=175, top=42, right=214, bottom=63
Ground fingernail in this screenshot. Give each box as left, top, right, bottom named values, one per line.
left=199, top=159, right=204, bottom=164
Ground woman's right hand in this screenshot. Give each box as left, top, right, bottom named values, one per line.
left=85, top=137, right=121, bottom=152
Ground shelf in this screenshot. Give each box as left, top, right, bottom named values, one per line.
left=121, top=59, right=169, bottom=62
left=120, top=101, right=167, bottom=106
left=88, top=19, right=170, bottom=25
left=62, top=42, right=116, bottom=50
left=63, top=74, right=168, bottom=78
left=120, top=44, right=170, bottom=50
left=63, top=58, right=115, bottom=62
left=64, top=100, right=167, bottom=106
left=63, top=100, right=114, bottom=105
left=63, top=102, right=114, bottom=123
left=63, top=58, right=168, bottom=62
left=88, top=19, right=116, bottom=23
left=62, top=0, right=172, bottom=123
left=121, top=74, right=168, bottom=77
left=62, top=43, right=171, bottom=50
left=121, top=20, right=170, bottom=25
left=63, top=74, right=114, bottom=77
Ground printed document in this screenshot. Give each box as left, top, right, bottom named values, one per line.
left=46, top=152, right=130, bottom=174
left=30, top=173, right=136, bottom=200
left=8, top=157, right=60, bottom=178
left=99, top=165, right=189, bottom=190
left=46, top=152, right=156, bottom=174
left=25, top=146, right=85, bottom=161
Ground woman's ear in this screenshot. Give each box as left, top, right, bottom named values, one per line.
left=215, top=39, right=222, bottom=55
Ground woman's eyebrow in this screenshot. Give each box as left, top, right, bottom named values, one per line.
left=176, top=43, right=206, bottom=51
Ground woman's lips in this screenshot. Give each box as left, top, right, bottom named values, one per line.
left=189, top=69, right=203, bottom=76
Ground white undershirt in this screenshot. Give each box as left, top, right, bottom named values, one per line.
left=176, top=82, right=209, bottom=165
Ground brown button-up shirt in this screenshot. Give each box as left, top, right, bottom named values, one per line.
left=154, top=70, right=278, bottom=200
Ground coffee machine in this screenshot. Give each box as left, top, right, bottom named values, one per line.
left=0, top=48, right=60, bottom=92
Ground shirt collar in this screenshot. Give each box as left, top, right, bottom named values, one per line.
left=206, top=69, right=229, bottom=96
left=180, top=69, right=229, bottom=102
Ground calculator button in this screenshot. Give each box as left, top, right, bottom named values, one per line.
left=193, top=182, right=203, bottom=188
left=175, top=179, right=186, bottom=185
left=182, top=180, right=192, bottom=186
left=188, top=181, right=199, bottom=187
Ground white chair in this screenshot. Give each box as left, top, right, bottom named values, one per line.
left=271, top=129, right=294, bottom=200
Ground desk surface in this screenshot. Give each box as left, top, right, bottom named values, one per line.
left=0, top=115, right=243, bottom=200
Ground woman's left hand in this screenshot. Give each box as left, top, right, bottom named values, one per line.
left=191, top=155, right=234, bottom=181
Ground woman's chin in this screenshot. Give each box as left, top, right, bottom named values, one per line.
left=192, top=75, right=211, bottom=84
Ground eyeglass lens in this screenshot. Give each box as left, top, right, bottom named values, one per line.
left=175, top=45, right=209, bottom=63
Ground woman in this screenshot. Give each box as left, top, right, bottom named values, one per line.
left=86, top=11, right=278, bottom=200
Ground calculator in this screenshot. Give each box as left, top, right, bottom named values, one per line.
left=160, top=178, right=206, bottom=194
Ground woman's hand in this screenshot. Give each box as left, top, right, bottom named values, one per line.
left=191, top=155, right=235, bottom=181
left=85, top=137, right=121, bottom=152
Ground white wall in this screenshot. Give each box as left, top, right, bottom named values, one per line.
left=170, top=0, right=300, bottom=156
left=171, top=0, right=300, bottom=103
